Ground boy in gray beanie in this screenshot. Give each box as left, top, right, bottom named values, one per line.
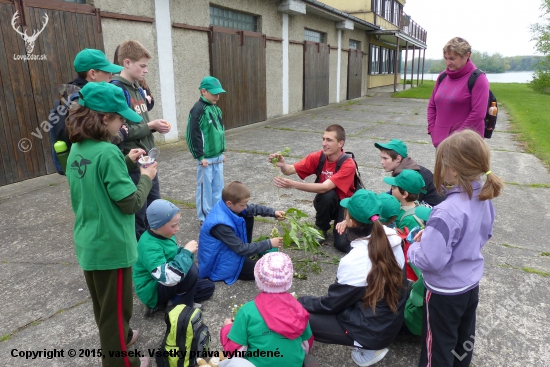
left=133, top=199, right=215, bottom=316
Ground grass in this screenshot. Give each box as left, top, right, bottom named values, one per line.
left=522, top=267, right=550, bottom=277
left=392, top=81, right=550, bottom=167
left=162, top=197, right=196, bottom=209
left=541, top=252, right=550, bottom=257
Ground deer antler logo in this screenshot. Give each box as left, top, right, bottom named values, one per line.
left=11, top=11, right=49, bottom=55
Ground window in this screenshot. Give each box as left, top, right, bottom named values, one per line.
left=349, top=39, right=360, bottom=50
left=304, top=29, right=325, bottom=43
left=370, top=45, right=396, bottom=75
left=210, top=6, right=258, bottom=32
left=393, top=2, right=401, bottom=25
left=384, top=0, right=392, bottom=21
left=373, top=0, right=383, bottom=16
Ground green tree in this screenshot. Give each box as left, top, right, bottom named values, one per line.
left=530, top=0, right=550, bottom=93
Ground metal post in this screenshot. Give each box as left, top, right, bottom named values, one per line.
left=421, top=48, right=426, bottom=85
left=410, top=44, right=415, bottom=88
left=416, top=47, right=421, bottom=86
left=393, top=37, right=400, bottom=93
left=402, top=41, right=408, bottom=90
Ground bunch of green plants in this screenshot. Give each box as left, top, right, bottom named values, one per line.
left=271, top=147, right=291, bottom=200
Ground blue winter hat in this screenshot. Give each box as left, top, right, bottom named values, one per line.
left=146, top=199, right=180, bottom=229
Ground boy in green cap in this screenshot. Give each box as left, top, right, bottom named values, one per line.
left=50, top=48, right=124, bottom=174
left=383, top=169, right=426, bottom=281
left=112, top=40, right=172, bottom=240
left=65, top=82, right=156, bottom=367
left=186, top=76, right=227, bottom=224
left=375, top=139, right=445, bottom=207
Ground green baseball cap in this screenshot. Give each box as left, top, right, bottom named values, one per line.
left=340, top=189, right=381, bottom=224
left=383, top=169, right=426, bottom=194
left=374, top=139, right=408, bottom=158
left=415, top=206, right=432, bottom=222
left=78, top=82, right=142, bottom=123
left=199, top=76, right=226, bottom=94
left=377, top=193, right=401, bottom=223
left=74, top=49, right=123, bottom=73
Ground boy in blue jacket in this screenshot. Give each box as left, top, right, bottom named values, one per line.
left=199, top=181, right=285, bottom=285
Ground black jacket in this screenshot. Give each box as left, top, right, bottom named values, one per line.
left=393, top=157, right=446, bottom=206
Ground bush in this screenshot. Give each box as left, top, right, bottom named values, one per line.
left=529, top=70, right=550, bottom=94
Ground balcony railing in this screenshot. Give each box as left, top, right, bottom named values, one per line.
left=399, top=12, right=427, bottom=43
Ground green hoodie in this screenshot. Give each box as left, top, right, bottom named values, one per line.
left=186, top=97, right=225, bottom=160
left=111, top=75, right=155, bottom=154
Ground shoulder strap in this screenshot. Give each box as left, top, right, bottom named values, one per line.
left=109, top=79, right=131, bottom=107
left=399, top=206, right=423, bottom=227
left=437, top=71, right=447, bottom=84
left=335, top=153, right=351, bottom=173
left=467, top=68, right=484, bottom=92
left=315, top=153, right=327, bottom=183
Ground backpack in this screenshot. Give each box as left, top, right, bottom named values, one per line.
left=156, top=304, right=211, bottom=367
left=438, top=68, right=498, bottom=138
left=315, top=151, right=364, bottom=192
left=396, top=205, right=425, bottom=282
left=48, top=92, right=80, bottom=175
left=110, top=79, right=146, bottom=107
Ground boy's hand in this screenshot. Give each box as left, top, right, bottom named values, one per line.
left=140, top=161, right=158, bottom=180
left=269, top=153, right=285, bottom=167
left=184, top=240, right=198, bottom=253
left=127, top=148, right=146, bottom=163
left=200, top=159, right=209, bottom=167
left=274, top=211, right=285, bottom=220
left=335, top=220, right=347, bottom=235
left=413, top=229, right=424, bottom=242
left=223, top=318, right=233, bottom=326
left=148, top=119, right=171, bottom=134
left=273, top=177, right=294, bottom=189
left=270, top=237, right=283, bottom=248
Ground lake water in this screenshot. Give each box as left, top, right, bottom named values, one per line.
left=402, top=71, right=534, bottom=83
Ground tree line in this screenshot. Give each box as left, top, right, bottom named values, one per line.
left=401, top=51, right=542, bottom=74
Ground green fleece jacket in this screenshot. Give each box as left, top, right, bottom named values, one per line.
left=111, top=75, right=155, bottom=154
left=186, top=97, right=225, bottom=161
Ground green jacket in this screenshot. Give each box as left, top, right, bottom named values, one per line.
left=404, top=263, right=424, bottom=336
left=111, top=75, right=155, bottom=154
left=186, top=97, right=225, bottom=160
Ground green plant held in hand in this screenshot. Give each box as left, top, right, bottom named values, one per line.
left=271, top=147, right=291, bottom=200
left=279, top=208, right=323, bottom=254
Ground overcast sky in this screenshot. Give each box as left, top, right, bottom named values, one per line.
left=403, top=0, right=543, bottom=60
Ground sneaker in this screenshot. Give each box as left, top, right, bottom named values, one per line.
left=351, top=348, right=389, bottom=366
left=126, top=329, right=139, bottom=347
left=143, top=305, right=164, bottom=317
left=140, top=356, right=150, bottom=367
left=193, top=302, right=202, bottom=309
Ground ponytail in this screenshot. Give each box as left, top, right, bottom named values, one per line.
left=363, top=220, right=403, bottom=313
left=479, top=171, right=503, bottom=201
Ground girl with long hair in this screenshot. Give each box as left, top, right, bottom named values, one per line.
left=299, top=189, right=406, bottom=367
left=408, top=129, right=503, bottom=367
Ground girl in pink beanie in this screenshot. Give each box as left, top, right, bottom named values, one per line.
left=220, top=252, right=315, bottom=367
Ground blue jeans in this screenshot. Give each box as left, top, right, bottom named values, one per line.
left=196, top=154, right=224, bottom=221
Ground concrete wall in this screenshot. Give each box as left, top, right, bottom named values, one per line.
left=322, top=0, right=371, bottom=13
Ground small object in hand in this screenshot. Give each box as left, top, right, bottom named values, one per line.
left=138, top=155, right=154, bottom=168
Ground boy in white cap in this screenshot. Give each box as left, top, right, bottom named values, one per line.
left=220, top=252, right=313, bottom=367
left=133, top=199, right=215, bottom=317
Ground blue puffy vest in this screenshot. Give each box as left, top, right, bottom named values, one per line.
left=198, top=200, right=247, bottom=285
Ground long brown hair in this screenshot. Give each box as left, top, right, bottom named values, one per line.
left=347, top=216, right=403, bottom=313
left=434, top=130, right=503, bottom=200
left=66, top=104, right=117, bottom=143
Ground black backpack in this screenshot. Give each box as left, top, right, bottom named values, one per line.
left=48, top=93, right=80, bottom=175
left=156, top=304, right=211, bottom=367
left=438, top=69, right=498, bottom=139
left=315, top=151, right=364, bottom=192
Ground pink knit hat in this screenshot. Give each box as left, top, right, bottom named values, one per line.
left=254, top=252, right=293, bottom=293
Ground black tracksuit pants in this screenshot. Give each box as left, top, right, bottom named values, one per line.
left=313, top=189, right=351, bottom=253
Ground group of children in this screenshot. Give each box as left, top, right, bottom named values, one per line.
left=62, top=40, right=503, bottom=367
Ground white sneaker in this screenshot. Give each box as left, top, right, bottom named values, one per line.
left=351, top=348, right=389, bottom=366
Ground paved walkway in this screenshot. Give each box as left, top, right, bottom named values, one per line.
left=1, top=91, right=549, bottom=366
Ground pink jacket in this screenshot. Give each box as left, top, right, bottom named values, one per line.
left=427, top=59, right=489, bottom=147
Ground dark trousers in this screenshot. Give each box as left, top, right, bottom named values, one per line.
left=83, top=268, right=139, bottom=367
left=308, top=313, right=355, bottom=347
left=156, top=264, right=215, bottom=308
left=238, top=216, right=258, bottom=281
left=313, top=189, right=351, bottom=253
left=129, top=169, right=160, bottom=241
left=419, top=286, right=479, bottom=367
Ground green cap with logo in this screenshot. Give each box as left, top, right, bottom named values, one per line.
left=377, top=193, right=401, bottom=223
left=415, top=206, right=432, bottom=222
left=383, top=169, right=426, bottom=194
left=78, top=82, right=142, bottom=123
left=74, top=49, right=123, bottom=73
left=199, top=76, right=226, bottom=94
left=340, top=189, right=381, bottom=224
left=374, top=139, right=408, bottom=158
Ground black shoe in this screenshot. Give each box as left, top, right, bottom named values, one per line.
left=144, top=305, right=164, bottom=317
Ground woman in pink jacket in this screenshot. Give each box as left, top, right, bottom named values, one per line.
left=427, top=37, right=489, bottom=148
